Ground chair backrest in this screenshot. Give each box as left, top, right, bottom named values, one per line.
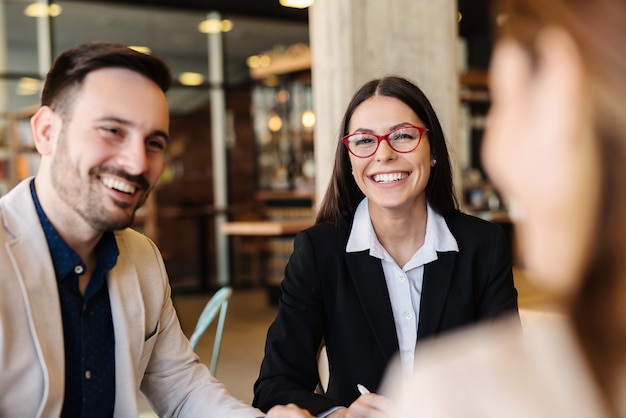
left=189, top=286, right=233, bottom=375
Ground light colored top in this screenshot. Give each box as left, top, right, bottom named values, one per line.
left=346, top=198, right=458, bottom=371
left=382, top=314, right=612, bottom=418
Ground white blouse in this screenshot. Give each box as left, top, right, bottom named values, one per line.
left=346, top=198, right=458, bottom=371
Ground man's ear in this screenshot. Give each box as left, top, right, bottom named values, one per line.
left=30, top=105, right=59, bottom=155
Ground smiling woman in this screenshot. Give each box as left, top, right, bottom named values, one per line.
left=252, top=76, right=520, bottom=417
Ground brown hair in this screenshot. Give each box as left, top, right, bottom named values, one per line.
left=315, top=76, right=459, bottom=225
left=41, top=41, right=171, bottom=116
left=494, top=0, right=626, bottom=411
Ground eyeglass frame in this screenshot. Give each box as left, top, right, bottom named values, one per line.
left=341, top=125, right=428, bottom=158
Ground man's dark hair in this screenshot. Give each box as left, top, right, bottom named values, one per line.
left=41, top=41, right=171, bottom=113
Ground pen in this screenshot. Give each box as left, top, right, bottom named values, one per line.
left=357, top=384, right=370, bottom=395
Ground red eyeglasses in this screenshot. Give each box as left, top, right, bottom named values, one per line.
left=342, top=125, right=428, bottom=158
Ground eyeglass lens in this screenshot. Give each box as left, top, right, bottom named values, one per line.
left=346, top=126, right=423, bottom=157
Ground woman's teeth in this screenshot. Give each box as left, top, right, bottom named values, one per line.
left=372, top=172, right=408, bottom=183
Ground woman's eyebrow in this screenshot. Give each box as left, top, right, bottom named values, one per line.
left=351, top=122, right=415, bottom=133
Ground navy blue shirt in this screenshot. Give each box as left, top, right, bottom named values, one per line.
left=31, top=180, right=118, bottom=418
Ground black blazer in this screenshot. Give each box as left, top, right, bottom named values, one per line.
left=253, top=212, right=519, bottom=415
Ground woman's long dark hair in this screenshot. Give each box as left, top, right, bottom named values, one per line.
left=315, top=76, right=459, bottom=225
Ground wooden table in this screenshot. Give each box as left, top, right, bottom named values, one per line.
left=221, top=218, right=315, bottom=303
left=221, top=218, right=314, bottom=237
left=159, top=204, right=225, bottom=292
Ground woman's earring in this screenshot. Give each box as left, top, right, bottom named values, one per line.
left=431, top=158, right=437, bottom=167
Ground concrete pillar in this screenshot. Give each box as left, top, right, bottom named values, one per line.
left=309, top=0, right=460, bottom=204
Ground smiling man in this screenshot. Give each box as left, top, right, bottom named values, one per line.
left=0, top=41, right=311, bottom=418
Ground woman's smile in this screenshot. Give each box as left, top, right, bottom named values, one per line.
left=371, top=171, right=410, bottom=184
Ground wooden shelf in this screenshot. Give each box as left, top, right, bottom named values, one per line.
left=3, top=107, right=39, bottom=189
left=221, top=218, right=314, bottom=236
left=255, top=190, right=315, bottom=202
left=459, top=68, right=488, bottom=88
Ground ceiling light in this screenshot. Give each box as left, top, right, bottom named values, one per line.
left=496, top=14, right=509, bottom=26
left=301, top=110, right=316, bottom=129
left=262, top=76, right=280, bottom=87
left=24, top=3, right=62, bottom=17
left=129, top=45, right=151, bottom=55
left=246, top=54, right=272, bottom=69
left=17, top=77, right=41, bottom=96
left=221, top=19, right=233, bottom=32
left=178, top=72, right=205, bottom=86
left=267, top=112, right=283, bottom=132
left=248, top=43, right=311, bottom=79
left=198, top=18, right=233, bottom=34
left=276, top=89, right=290, bottom=103
left=279, top=0, right=314, bottom=8
left=247, top=55, right=260, bottom=69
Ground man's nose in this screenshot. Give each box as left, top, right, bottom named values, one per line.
left=118, top=137, right=148, bottom=175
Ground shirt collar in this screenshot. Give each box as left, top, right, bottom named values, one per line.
left=30, top=179, right=119, bottom=281
left=346, top=197, right=458, bottom=264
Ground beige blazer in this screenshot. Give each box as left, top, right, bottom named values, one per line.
left=0, top=179, right=262, bottom=418
left=382, top=314, right=611, bottom=418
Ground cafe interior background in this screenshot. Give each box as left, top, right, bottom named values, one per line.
left=0, top=0, right=502, bottom=297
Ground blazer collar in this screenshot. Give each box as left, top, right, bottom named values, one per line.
left=418, top=251, right=457, bottom=339
left=2, top=179, right=143, bottom=415
left=3, top=179, right=66, bottom=412
left=346, top=248, right=459, bottom=355
left=346, top=251, right=399, bottom=362
left=106, top=233, right=145, bottom=414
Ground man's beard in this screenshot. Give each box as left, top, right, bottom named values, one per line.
left=50, top=131, right=150, bottom=232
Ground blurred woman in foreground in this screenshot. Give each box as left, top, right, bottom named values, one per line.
left=384, top=0, right=626, bottom=416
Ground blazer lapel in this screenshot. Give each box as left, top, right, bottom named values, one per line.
left=3, top=180, right=66, bottom=414
left=418, top=251, right=457, bottom=339
left=346, top=251, right=399, bottom=362
left=106, top=234, right=144, bottom=415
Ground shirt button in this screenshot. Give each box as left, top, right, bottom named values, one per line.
left=85, top=370, right=92, bottom=379
left=398, top=275, right=407, bottom=283
left=405, top=312, right=414, bottom=320
left=74, top=265, right=84, bottom=275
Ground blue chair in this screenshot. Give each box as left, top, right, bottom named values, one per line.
left=189, top=286, right=233, bottom=376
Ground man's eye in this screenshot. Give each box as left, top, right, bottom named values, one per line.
left=146, top=137, right=166, bottom=152
left=99, top=127, right=122, bottom=136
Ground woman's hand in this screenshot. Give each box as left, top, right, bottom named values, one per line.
left=328, top=392, right=393, bottom=418
left=266, top=403, right=315, bottom=418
